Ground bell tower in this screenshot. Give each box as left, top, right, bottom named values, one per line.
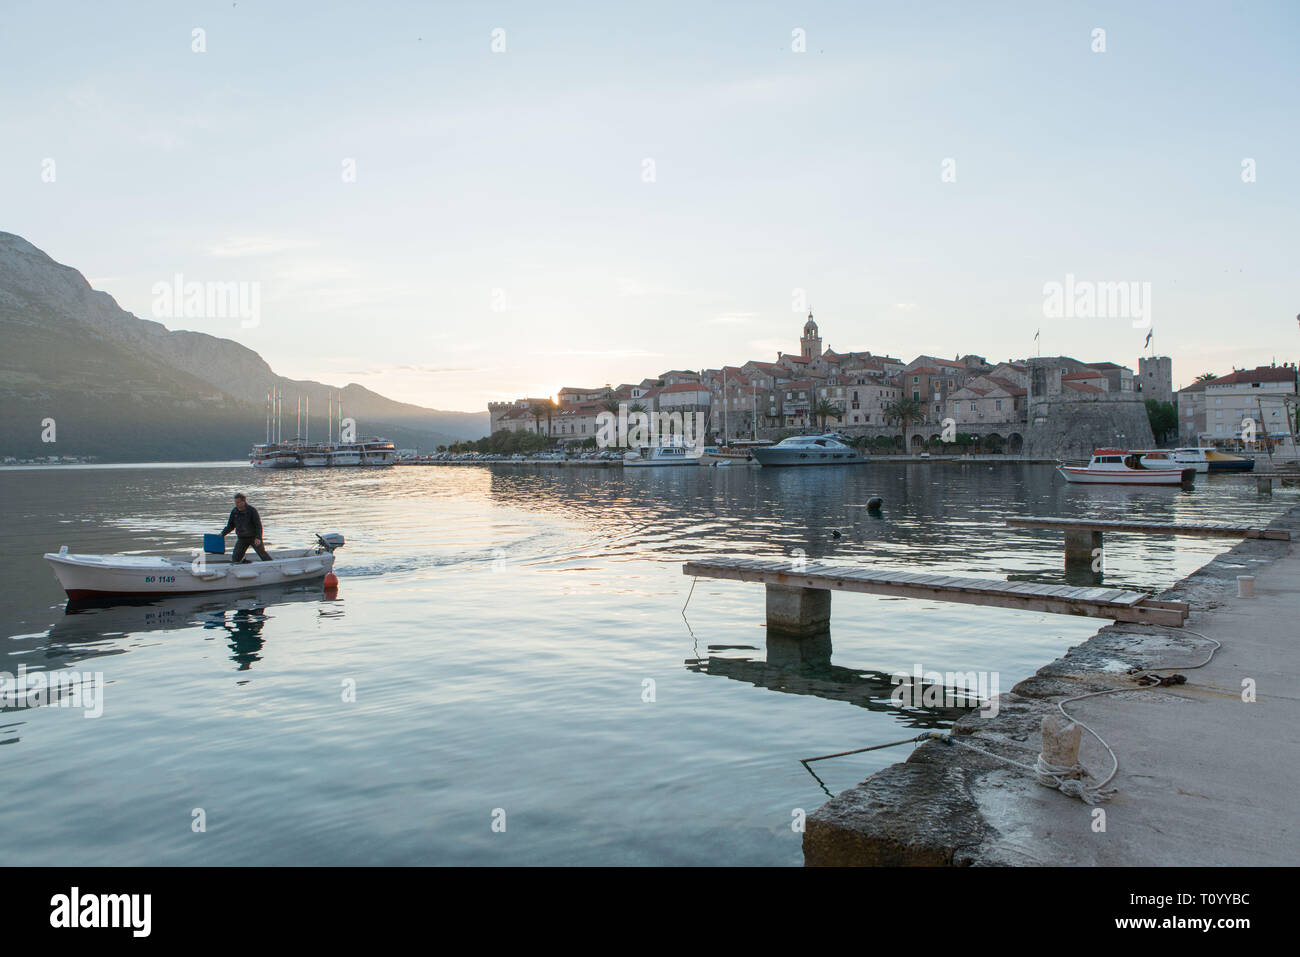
left=800, top=311, right=822, bottom=360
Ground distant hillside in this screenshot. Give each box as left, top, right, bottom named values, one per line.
left=0, top=232, right=488, bottom=460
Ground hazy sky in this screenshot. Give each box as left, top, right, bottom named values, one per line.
left=3, top=0, right=1296, bottom=411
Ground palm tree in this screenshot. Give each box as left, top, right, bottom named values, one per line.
left=1195, top=373, right=1218, bottom=382
left=884, top=398, right=924, bottom=453
left=812, top=398, right=844, bottom=431
left=529, top=400, right=555, bottom=436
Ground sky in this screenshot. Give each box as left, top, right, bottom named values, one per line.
left=2, top=0, right=1297, bottom=411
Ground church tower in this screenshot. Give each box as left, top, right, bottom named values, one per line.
left=800, top=311, right=822, bottom=360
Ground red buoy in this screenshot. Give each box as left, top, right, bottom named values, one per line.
left=323, top=572, right=339, bottom=591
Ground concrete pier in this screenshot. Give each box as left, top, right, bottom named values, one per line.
left=804, top=502, right=1300, bottom=866
left=765, top=584, right=831, bottom=637
left=1063, top=529, right=1101, bottom=572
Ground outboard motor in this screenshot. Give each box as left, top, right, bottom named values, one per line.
left=316, top=532, right=345, bottom=553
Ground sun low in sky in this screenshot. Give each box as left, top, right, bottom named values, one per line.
left=3, top=0, right=1296, bottom=411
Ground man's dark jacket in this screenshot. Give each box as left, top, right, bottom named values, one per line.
left=221, top=505, right=263, bottom=540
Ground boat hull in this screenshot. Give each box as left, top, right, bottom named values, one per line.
left=45, top=548, right=336, bottom=600
left=1057, top=466, right=1193, bottom=485
left=751, top=448, right=865, bottom=466
left=622, top=457, right=701, bottom=467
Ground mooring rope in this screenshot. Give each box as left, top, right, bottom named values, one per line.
left=799, top=625, right=1223, bottom=805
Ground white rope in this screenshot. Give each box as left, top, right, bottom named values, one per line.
left=935, top=626, right=1220, bottom=804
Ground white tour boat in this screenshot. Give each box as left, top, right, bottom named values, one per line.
left=360, top=439, right=397, bottom=466
left=250, top=444, right=299, bottom=469
left=328, top=446, right=363, bottom=466
left=1058, top=449, right=1195, bottom=486
left=45, top=534, right=344, bottom=600
left=299, top=445, right=330, bottom=467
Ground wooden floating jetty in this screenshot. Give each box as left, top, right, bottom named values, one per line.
left=1006, top=516, right=1291, bottom=569
left=682, top=558, right=1189, bottom=634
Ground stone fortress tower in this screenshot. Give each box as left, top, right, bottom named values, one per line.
left=1138, top=355, right=1174, bottom=404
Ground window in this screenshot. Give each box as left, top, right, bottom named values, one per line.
left=970, top=402, right=977, bottom=411
left=913, top=375, right=919, bottom=384
left=995, top=399, right=1003, bottom=411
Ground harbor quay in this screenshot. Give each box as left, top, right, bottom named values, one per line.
left=802, top=503, right=1300, bottom=866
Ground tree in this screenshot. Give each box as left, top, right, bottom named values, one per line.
left=1145, top=399, right=1178, bottom=445
left=884, top=398, right=924, bottom=452
left=528, top=400, right=555, bottom=436
left=812, top=398, right=844, bottom=430
left=1195, top=372, right=1218, bottom=382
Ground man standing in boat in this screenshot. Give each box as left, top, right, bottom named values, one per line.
left=220, top=493, right=272, bottom=562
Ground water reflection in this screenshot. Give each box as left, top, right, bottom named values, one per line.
left=687, top=627, right=977, bottom=797
left=45, top=583, right=337, bottom=673
left=686, top=631, right=969, bottom=726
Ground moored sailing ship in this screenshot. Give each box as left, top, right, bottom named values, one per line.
left=249, top=388, right=394, bottom=468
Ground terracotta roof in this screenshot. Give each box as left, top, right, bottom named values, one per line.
left=657, top=382, right=711, bottom=395
left=1062, top=371, right=1105, bottom=381
left=1208, top=366, right=1298, bottom=386
left=1064, top=381, right=1105, bottom=394
left=988, top=377, right=1026, bottom=396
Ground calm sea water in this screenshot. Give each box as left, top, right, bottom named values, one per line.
left=1, top=462, right=1292, bottom=865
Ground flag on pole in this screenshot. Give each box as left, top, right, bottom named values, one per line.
left=1034, top=329, right=1040, bottom=340
left=1144, top=329, right=1153, bottom=348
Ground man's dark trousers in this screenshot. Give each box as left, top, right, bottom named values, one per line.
left=232, top=537, right=272, bottom=562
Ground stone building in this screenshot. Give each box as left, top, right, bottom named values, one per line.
left=1137, top=356, right=1174, bottom=404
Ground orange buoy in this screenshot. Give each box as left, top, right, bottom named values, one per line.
left=323, top=572, right=339, bottom=591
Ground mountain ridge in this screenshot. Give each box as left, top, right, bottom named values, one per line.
left=0, top=231, right=488, bottom=460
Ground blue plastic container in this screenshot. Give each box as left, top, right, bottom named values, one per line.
left=203, top=533, right=225, bottom=555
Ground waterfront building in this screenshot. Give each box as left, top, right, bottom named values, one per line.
left=487, top=317, right=1194, bottom=452
left=1198, top=364, right=1298, bottom=444
left=948, top=376, right=1027, bottom=426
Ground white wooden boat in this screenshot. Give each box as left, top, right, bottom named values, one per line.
left=45, top=534, right=344, bottom=600
left=700, top=440, right=770, bottom=467
left=622, top=443, right=702, bottom=467
left=1058, top=449, right=1194, bottom=486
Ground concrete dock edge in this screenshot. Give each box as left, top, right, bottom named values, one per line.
left=803, top=502, right=1300, bottom=866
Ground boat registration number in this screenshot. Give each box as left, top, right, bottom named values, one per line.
left=144, top=575, right=176, bottom=583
